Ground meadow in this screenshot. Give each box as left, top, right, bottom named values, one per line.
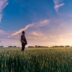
left=0, top=47, right=72, bottom=72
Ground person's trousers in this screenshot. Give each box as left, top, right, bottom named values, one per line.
left=21, top=43, right=25, bottom=51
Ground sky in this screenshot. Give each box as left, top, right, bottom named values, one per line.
left=0, top=0, right=72, bottom=47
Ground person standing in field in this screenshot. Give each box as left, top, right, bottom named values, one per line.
left=21, top=31, right=27, bottom=51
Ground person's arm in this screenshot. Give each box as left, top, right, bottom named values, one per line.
left=24, top=37, right=27, bottom=44
left=21, top=35, right=24, bottom=43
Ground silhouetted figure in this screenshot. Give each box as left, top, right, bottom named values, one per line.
left=21, top=31, right=27, bottom=51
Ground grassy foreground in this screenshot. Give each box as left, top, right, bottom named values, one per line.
left=0, top=47, right=72, bottom=72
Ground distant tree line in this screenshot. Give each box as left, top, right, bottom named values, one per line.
left=28, top=45, right=49, bottom=48
left=8, top=46, right=17, bottom=48
left=28, top=45, right=71, bottom=48
left=0, top=45, right=71, bottom=48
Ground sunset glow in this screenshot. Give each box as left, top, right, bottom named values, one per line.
left=0, top=0, right=72, bottom=47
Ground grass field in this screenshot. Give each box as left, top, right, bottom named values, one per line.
left=0, top=47, right=72, bottom=72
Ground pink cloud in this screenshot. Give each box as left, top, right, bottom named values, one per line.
left=30, top=32, right=45, bottom=37
left=39, top=19, right=49, bottom=26
left=0, top=39, right=20, bottom=47
left=0, top=29, right=8, bottom=35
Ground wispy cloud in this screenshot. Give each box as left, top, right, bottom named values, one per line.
left=54, top=3, right=64, bottom=12
left=10, top=24, right=34, bottom=37
left=0, top=0, right=8, bottom=22
left=30, top=31, right=47, bottom=38
left=10, top=19, right=49, bottom=37
left=54, top=0, right=64, bottom=13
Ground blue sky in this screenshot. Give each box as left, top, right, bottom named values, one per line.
left=1, top=0, right=56, bottom=31
left=0, top=0, right=72, bottom=46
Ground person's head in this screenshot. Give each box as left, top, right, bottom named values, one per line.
left=22, top=31, right=25, bottom=35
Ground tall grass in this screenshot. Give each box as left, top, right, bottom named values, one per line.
left=0, top=48, right=71, bottom=72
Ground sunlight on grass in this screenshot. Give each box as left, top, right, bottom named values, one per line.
left=0, top=47, right=71, bottom=72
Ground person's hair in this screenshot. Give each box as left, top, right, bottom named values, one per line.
left=22, top=31, right=25, bottom=34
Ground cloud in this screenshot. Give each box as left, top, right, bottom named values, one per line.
left=30, top=31, right=47, bottom=38
left=10, top=24, right=34, bottom=37
left=0, top=18, right=72, bottom=47
left=6, top=18, right=72, bottom=46
left=0, top=0, right=8, bottom=22
left=54, top=3, right=64, bottom=12
left=31, top=32, right=42, bottom=37
left=0, top=29, right=20, bottom=47
left=10, top=19, right=49, bottom=37
left=27, top=31, right=49, bottom=46
left=0, top=38, right=20, bottom=47
left=39, top=19, right=49, bottom=26
left=27, top=30, right=65, bottom=46
left=0, top=29, right=8, bottom=35
left=7, top=19, right=50, bottom=46
left=54, top=0, right=64, bottom=12
left=7, top=18, right=72, bottom=46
